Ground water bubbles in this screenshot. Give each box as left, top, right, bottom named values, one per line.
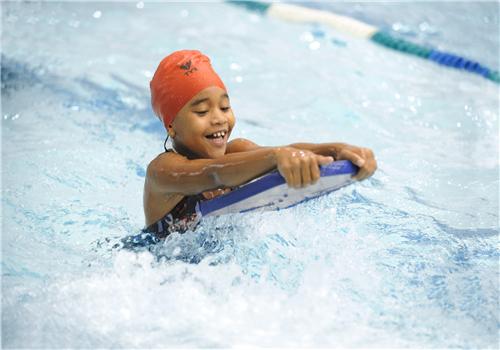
left=230, top=63, right=242, bottom=71
left=136, top=1, right=144, bottom=9
left=3, top=113, right=20, bottom=120
left=309, top=41, right=321, bottom=50
left=68, top=19, right=80, bottom=28
left=456, top=122, right=462, bottom=128
left=235, top=76, right=243, bottom=83
left=392, top=22, right=414, bottom=35
left=142, top=70, right=153, bottom=78
left=172, top=246, right=181, bottom=257
left=299, top=31, right=314, bottom=43
left=26, top=16, right=39, bottom=24
left=418, top=21, right=438, bottom=35
left=93, top=10, right=102, bottom=19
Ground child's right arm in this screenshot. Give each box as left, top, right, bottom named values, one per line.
left=147, top=147, right=333, bottom=195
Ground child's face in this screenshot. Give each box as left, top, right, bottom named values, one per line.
left=171, top=86, right=235, bottom=158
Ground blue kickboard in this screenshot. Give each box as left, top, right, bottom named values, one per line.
left=199, top=160, right=357, bottom=216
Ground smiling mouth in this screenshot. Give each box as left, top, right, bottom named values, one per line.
left=205, top=130, right=227, bottom=140
left=204, top=129, right=228, bottom=149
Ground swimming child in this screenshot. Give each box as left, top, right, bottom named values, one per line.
left=144, top=50, right=377, bottom=238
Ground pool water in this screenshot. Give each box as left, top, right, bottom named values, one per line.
left=2, top=2, right=498, bottom=348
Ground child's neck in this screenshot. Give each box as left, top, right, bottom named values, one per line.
left=172, top=142, right=201, bottom=160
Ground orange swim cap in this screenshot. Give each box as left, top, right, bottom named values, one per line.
left=150, top=50, right=227, bottom=129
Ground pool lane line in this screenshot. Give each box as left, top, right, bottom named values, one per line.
left=227, top=1, right=499, bottom=84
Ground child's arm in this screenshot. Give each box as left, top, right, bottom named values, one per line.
left=226, top=138, right=377, bottom=181
left=147, top=147, right=333, bottom=195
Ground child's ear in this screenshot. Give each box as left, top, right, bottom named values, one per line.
left=167, top=125, right=176, bottom=138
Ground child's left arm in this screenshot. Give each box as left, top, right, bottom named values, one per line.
left=227, top=138, right=377, bottom=181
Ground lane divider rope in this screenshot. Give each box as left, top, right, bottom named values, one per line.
left=227, top=1, right=499, bottom=84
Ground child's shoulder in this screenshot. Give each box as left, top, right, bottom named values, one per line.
left=147, top=150, right=183, bottom=174
left=226, top=138, right=260, bottom=154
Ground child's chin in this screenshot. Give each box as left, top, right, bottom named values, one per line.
left=208, top=147, right=226, bottom=158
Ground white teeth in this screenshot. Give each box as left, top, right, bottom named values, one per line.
left=215, top=131, right=225, bottom=137
left=208, top=131, right=226, bottom=138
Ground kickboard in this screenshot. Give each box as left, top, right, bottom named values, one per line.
left=199, top=160, right=357, bottom=217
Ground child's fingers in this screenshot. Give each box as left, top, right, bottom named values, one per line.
left=338, top=149, right=365, bottom=167
left=316, top=155, right=334, bottom=166
left=301, top=162, right=312, bottom=187
left=310, top=158, right=320, bottom=184
left=353, top=168, right=368, bottom=181
left=281, top=167, right=294, bottom=188
left=291, top=167, right=301, bottom=188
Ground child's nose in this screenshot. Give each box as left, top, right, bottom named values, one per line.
left=211, top=109, right=226, bottom=125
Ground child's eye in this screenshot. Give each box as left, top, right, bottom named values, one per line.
left=194, top=110, right=208, bottom=116
left=221, top=106, right=231, bottom=112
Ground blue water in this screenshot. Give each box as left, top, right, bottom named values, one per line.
left=2, top=2, right=499, bottom=348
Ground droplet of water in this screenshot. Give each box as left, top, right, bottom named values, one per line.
left=136, top=1, right=144, bottom=9
left=392, top=22, right=414, bottom=35
left=309, top=41, right=320, bottom=50
left=93, top=10, right=102, bottom=19
left=230, top=63, right=241, bottom=71
left=418, top=21, right=438, bottom=35
left=300, top=32, right=314, bottom=43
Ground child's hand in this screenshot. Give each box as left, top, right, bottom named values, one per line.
left=334, top=145, right=377, bottom=181
left=275, top=147, right=333, bottom=188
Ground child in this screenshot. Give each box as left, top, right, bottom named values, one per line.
left=144, top=50, right=377, bottom=238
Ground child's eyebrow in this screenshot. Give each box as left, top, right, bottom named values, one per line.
left=190, top=93, right=229, bottom=107
left=189, top=98, right=209, bottom=107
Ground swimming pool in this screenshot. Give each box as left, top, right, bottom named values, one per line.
left=2, top=1, right=498, bottom=348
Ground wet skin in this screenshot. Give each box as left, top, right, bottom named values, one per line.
left=143, top=86, right=377, bottom=226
